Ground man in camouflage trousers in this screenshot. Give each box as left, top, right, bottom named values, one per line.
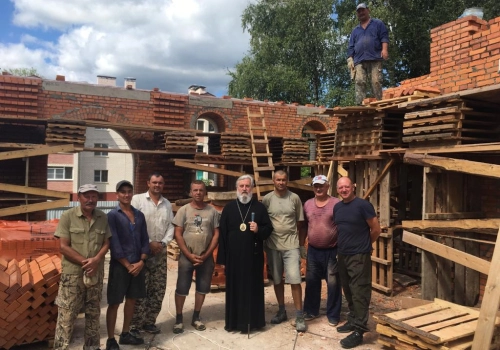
left=130, top=173, right=175, bottom=335
left=53, top=184, right=111, bottom=350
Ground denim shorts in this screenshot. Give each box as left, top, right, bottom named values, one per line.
left=175, top=253, right=215, bottom=296
left=265, top=247, right=301, bottom=285
left=107, top=260, right=146, bottom=305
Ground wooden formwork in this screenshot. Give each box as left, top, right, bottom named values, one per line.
left=372, top=228, right=394, bottom=294
left=346, top=159, right=394, bottom=293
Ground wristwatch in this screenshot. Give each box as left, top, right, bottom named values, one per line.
left=160, top=242, right=166, bottom=248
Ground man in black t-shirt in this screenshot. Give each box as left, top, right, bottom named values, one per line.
left=333, top=177, right=380, bottom=349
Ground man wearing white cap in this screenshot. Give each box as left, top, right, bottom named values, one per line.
left=54, top=184, right=111, bottom=350
left=300, top=175, right=342, bottom=328
left=347, top=2, right=389, bottom=105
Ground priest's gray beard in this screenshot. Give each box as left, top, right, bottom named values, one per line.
left=237, top=192, right=251, bottom=204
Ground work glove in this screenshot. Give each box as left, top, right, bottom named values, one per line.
left=347, top=57, right=356, bottom=80
left=299, top=246, right=307, bottom=260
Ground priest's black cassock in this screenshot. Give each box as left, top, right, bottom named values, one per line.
left=216, top=199, right=273, bottom=332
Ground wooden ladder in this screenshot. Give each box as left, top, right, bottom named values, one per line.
left=247, top=107, right=275, bottom=200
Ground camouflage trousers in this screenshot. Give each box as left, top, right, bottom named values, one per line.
left=53, top=273, right=104, bottom=350
left=354, top=60, right=383, bottom=105
left=130, top=251, right=167, bottom=328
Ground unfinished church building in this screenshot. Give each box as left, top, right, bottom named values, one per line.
left=1, top=12, right=500, bottom=349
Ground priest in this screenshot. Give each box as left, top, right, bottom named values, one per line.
left=217, top=174, right=273, bottom=333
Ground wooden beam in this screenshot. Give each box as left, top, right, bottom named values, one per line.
left=0, top=143, right=45, bottom=149
left=423, top=212, right=485, bottom=220
left=174, top=160, right=244, bottom=177
left=404, top=153, right=500, bottom=179
left=409, top=142, right=500, bottom=154
left=363, top=159, right=394, bottom=200
left=472, top=227, right=500, bottom=350
left=0, top=199, right=69, bottom=217
left=402, top=219, right=500, bottom=235
left=0, top=144, right=75, bottom=161
left=402, top=230, right=490, bottom=275
left=0, top=183, right=69, bottom=199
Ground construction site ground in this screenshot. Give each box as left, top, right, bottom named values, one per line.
left=14, top=256, right=421, bottom=350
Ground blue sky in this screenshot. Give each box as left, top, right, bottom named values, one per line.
left=0, top=0, right=252, bottom=96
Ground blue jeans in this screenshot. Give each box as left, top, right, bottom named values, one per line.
left=303, top=245, right=342, bottom=322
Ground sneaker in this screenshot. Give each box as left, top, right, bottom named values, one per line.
left=270, top=310, right=287, bottom=324
left=295, top=316, right=306, bottom=332
left=129, top=328, right=143, bottom=339
left=105, top=338, right=119, bottom=350
left=337, top=321, right=356, bottom=333
left=340, top=331, right=363, bottom=348
left=328, top=318, right=339, bottom=327
left=119, top=332, right=144, bottom=345
left=303, top=313, right=318, bottom=321
left=142, top=324, right=161, bottom=334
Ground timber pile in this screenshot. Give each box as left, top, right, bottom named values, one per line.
left=0, top=254, right=61, bottom=349
left=403, top=99, right=500, bottom=147
left=154, top=131, right=197, bottom=153
left=316, top=132, right=336, bottom=161
left=45, top=120, right=86, bottom=146
left=220, top=132, right=252, bottom=161
left=282, top=138, right=309, bottom=163
left=369, top=89, right=441, bottom=109
left=374, top=298, right=500, bottom=350
left=334, top=112, right=402, bottom=157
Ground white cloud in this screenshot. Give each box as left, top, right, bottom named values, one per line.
left=3, top=0, right=252, bottom=94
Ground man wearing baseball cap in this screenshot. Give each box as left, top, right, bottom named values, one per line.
left=300, top=175, right=342, bottom=329
left=54, top=184, right=111, bottom=350
left=347, top=2, right=389, bottom=105
left=105, top=180, right=150, bottom=350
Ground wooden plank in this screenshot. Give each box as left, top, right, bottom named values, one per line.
left=363, top=159, right=394, bottom=200
left=0, top=144, right=75, bottom=161
left=404, top=106, right=459, bottom=119
left=423, top=212, right=485, bottom=220
left=402, top=219, right=500, bottom=234
left=472, top=227, right=500, bottom=350
left=0, top=198, right=69, bottom=217
left=404, top=153, right=500, bottom=180
left=402, top=231, right=490, bottom=275
left=0, top=183, right=68, bottom=199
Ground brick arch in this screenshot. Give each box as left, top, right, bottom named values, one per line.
left=301, top=118, right=328, bottom=135
left=189, top=109, right=228, bottom=132
left=53, top=106, right=139, bottom=150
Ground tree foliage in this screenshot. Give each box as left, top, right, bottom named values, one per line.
left=229, top=0, right=500, bottom=107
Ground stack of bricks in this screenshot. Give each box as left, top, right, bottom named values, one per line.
left=0, top=254, right=61, bottom=349
left=152, top=92, right=187, bottom=128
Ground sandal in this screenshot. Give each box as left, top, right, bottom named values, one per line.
left=173, top=322, right=184, bottom=334
left=191, top=320, right=206, bottom=331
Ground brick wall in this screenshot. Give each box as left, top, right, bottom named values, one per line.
left=384, top=15, right=500, bottom=97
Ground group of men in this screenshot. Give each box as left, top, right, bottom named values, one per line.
left=53, top=173, right=177, bottom=350
left=230, top=171, right=380, bottom=349
left=52, top=168, right=379, bottom=350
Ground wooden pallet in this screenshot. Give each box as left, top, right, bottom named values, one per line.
left=372, top=228, right=393, bottom=294
left=374, top=298, right=500, bottom=348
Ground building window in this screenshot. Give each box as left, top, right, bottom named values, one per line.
left=94, top=170, right=108, bottom=183
left=197, top=144, right=204, bottom=153
left=94, top=143, right=108, bottom=156
left=47, top=167, right=73, bottom=180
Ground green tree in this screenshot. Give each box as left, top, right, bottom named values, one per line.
left=228, top=0, right=347, bottom=106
